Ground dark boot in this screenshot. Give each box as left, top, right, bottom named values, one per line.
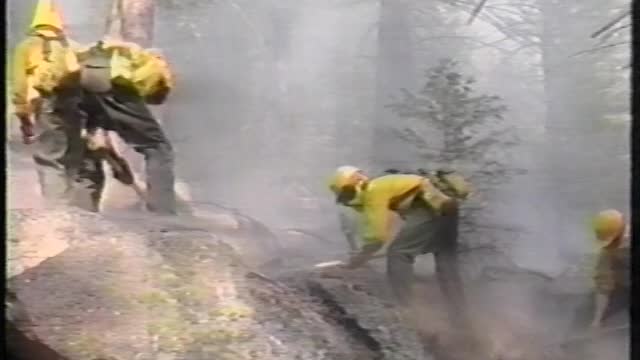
left=386, top=208, right=439, bottom=305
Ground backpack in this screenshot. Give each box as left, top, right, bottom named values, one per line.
left=78, top=41, right=115, bottom=93
left=383, top=168, right=471, bottom=199
left=28, top=30, right=80, bottom=94
left=78, top=41, right=173, bottom=104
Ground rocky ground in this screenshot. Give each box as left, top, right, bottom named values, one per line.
left=9, top=207, right=391, bottom=360
left=6, top=141, right=422, bottom=360
left=6, top=140, right=629, bottom=360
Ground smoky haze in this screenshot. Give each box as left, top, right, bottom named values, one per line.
left=7, top=0, right=631, bottom=271
left=6, top=1, right=631, bottom=357
left=7, top=0, right=630, bottom=278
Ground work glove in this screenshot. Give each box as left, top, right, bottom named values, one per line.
left=344, top=243, right=384, bottom=269
left=16, top=114, right=35, bottom=144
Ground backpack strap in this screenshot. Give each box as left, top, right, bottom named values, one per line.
left=389, top=184, right=423, bottom=211
left=29, top=29, right=68, bottom=62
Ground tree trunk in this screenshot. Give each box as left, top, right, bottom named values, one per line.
left=374, top=0, right=416, bottom=169
left=120, top=0, right=155, bottom=47
left=105, top=0, right=154, bottom=45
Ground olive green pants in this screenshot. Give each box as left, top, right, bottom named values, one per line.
left=387, top=207, right=473, bottom=331
left=32, top=90, right=104, bottom=212
left=80, top=88, right=176, bottom=214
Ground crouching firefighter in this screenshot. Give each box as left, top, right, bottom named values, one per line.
left=327, top=166, right=476, bottom=332
left=10, top=0, right=89, bottom=206
left=74, top=38, right=177, bottom=214
left=590, top=209, right=630, bottom=329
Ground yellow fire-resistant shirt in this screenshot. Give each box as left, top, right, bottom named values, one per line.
left=74, top=40, right=174, bottom=102
left=351, top=174, right=451, bottom=246
left=105, top=40, right=174, bottom=100
left=11, top=36, right=46, bottom=116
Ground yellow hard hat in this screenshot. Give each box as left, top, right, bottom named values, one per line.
left=328, top=166, right=363, bottom=195
left=592, top=209, right=625, bottom=247
left=30, top=0, right=65, bottom=31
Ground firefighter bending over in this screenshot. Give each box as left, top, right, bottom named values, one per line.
left=74, top=37, right=177, bottom=214
left=327, top=166, right=475, bottom=333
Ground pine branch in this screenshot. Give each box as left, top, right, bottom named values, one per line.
left=590, top=9, right=631, bottom=39
left=597, top=23, right=631, bottom=45
left=475, top=11, right=538, bottom=47
left=570, top=41, right=630, bottom=58
left=415, top=34, right=513, bottom=53
left=484, top=2, right=540, bottom=11
left=467, top=0, right=490, bottom=25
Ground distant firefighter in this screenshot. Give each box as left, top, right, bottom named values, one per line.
left=590, top=209, right=630, bottom=329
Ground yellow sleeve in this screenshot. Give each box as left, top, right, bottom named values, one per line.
left=11, top=39, right=37, bottom=116
left=360, top=199, right=391, bottom=246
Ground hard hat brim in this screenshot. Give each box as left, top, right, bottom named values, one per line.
left=596, top=238, right=614, bottom=249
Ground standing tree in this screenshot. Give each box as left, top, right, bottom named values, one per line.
left=373, top=0, right=417, bottom=168
left=387, top=59, right=521, bottom=242
left=387, top=58, right=516, bottom=188
left=106, top=0, right=155, bottom=46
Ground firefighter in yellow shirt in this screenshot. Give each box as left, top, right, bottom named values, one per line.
left=590, top=209, right=630, bottom=329
left=10, top=0, right=94, bottom=205
left=73, top=37, right=177, bottom=214
left=327, top=166, right=475, bottom=333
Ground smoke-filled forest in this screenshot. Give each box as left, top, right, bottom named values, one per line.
left=6, top=1, right=632, bottom=360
